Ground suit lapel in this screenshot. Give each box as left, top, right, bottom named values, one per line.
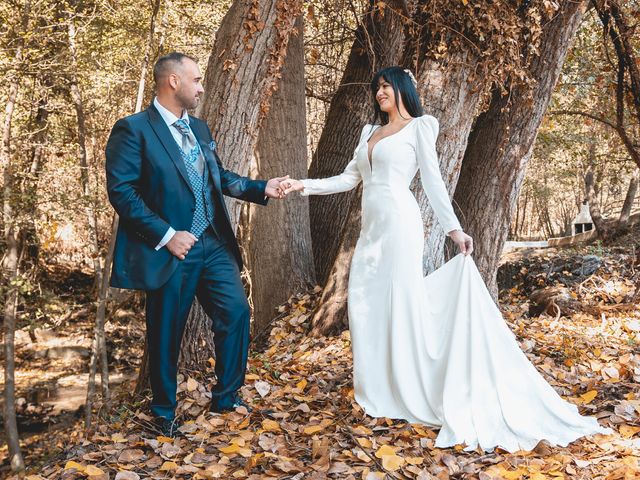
left=146, top=105, right=194, bottom=195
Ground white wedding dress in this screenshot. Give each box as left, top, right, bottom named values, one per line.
left=301, top=115, right=611, bottom=452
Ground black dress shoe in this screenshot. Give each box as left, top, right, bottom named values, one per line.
left=210, top=395, right=253, bottom=413
left=153, top=417, right=183, bottom=437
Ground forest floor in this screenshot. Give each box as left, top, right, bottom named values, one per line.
left=2, top=232, right=640, bottom=479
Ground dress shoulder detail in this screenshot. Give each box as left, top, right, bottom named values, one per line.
left=416, top=114, right=439, bottom=140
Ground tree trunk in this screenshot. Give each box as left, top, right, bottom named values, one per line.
left=137, top=0, right=304, bottom=385
left=584, top=143, right=608, bottom=237
left=306, top=1, right=408, bottom=335
left=411, top=53, right=484, bottom=273
left=67, top=19, right=102, bottom=290
left=196, top=0, right=304, bottom=232
left=1, top=0, right=29, bottom=471
left=618, top=169, right=639, bottom=229
left=452, top=0, right=587, bottom=298
left=310, top=186, right=362, bottom=336
left=3, top=226, right=24, bottom=471
left=306, top=0, right=407, bottom=284
left=247, top=15, right=315, bottom=334
left=310, top=2, right=493, bottom=335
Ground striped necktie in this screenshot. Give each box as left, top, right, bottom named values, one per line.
left=173, top=118, right=196, bottom=153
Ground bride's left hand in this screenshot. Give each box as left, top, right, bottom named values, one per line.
left=449, top=230, right=473, bottom=256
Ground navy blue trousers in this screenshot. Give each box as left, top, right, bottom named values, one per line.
left=145, top=228, right=250, bottom=420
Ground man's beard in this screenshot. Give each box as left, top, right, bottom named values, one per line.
left=177, top=91, right=199, bottom=111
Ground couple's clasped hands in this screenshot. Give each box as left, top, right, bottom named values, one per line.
left=265, top=176, right=304, bottom=199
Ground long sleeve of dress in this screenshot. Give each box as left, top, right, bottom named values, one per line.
left=300, top=125, right=373, bottom=196
left=415, top=115, right=462, bottom=234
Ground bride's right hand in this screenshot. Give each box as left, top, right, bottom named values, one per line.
left=281, top=178, right=304, bottom=195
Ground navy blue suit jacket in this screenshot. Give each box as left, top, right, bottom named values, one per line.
left=105, top=104, right=268, bottom=290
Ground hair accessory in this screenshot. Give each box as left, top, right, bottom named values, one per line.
left=403, top=69, right=417, bottom=88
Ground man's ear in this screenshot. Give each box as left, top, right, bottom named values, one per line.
left=168, top=73, right=180, bottom=90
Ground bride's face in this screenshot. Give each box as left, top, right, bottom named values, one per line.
left=376, top=78, right=403, bottom=113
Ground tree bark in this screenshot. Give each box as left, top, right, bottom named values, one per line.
left=306, top=0, right=407, bottom=284
left=136, top=0, right=304, bottom=386
left=247, top=15, right=315, bottom=334
left=310, top=3, right=490, bottom=335
left=310, top=186, right=363, bottom=336
left=67, top=19, right=102, bottom=290
left=3, top=226, right=24, bottom=471
left=306, top=0, right=408, bottom=335
left=411, top=53, right=484, bottom=273
left=1, top=0, right=29, bottom=471
left=584, top=142, right=608, bottom=237
left=196, top=0, right=304, bottom=232
left=452, top=0, right=587, bottom=298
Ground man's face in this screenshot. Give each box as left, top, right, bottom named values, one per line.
left=173, top=58, right=205, bottom=110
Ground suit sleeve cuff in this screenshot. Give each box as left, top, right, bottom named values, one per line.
left=155, top=227, right=176, bottom=251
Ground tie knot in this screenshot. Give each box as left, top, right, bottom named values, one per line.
left=173, top=118, right=190, bottom=137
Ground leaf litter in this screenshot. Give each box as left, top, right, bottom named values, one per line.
left=12, top=245, right=640, bottom=478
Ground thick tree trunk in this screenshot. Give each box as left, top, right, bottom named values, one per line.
left=137, top=0, right=304, bottom=384
left=307, top=1, right=408, bottom=335
left=248, top=15, right=315, bottom=334
left=196, top=0, right=303, bottom=231
left=310, top=2, right=492, bottom=335
left=306, top=0, right=407, bottom=284
left=452, top=0, right=587, bottom=298
left=310, top=187, right=362, bottom=336
left=411, top=53, right=484, bottom=273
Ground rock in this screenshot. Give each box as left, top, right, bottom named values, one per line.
left=33, top=328, right=58, bottom=342
left=45, top=346, right=90, bottom=360
left=571, top=254, right=602, bottom=277
left=15, top=329, right=32, bottom=345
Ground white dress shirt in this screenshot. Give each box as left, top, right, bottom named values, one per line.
left=153, top=97, right=191, bottom=250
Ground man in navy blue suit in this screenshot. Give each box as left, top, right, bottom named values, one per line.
left=105, top=52, right=288, bottom=435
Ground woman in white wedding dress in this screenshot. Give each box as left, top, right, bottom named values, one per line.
left=282, top=67, right=611, bottom=452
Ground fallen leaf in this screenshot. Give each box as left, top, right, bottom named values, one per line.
left=261, top=419, right=281, bottom=432
left=580, top=390, right=598, bottom=403
left=115, top=472, right=140, bottom=480
left=186, top=377, right=198, bottom=391
left=159, top=461, right=179, bottom=471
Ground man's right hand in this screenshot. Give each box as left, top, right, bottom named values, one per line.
left=166, top=231, right=197, bottom=260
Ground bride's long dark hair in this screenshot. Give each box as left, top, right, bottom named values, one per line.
left=370, top=66, right=423, bottom=126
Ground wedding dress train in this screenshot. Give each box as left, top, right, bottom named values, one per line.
left=300, top=115, right=610, bottom=452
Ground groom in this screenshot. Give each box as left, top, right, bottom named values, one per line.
left=105, top=52, right=287, bottom=435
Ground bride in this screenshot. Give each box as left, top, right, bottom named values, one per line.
left=281, top=66, right=611, bottom=452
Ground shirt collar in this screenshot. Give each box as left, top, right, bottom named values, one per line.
left=153, top=97, right=189, bottom=127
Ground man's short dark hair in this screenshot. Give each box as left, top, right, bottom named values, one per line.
left=153, top=52, right=198, bottom=84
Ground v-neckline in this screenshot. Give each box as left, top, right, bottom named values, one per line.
left=366, top=117, right=417, bottom=170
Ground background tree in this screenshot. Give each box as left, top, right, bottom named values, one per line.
left=453, top=0, right=588, bottom=297
left=246, top=15, right=316, bottom=334
left=306, top=0, right=408, bottom=335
